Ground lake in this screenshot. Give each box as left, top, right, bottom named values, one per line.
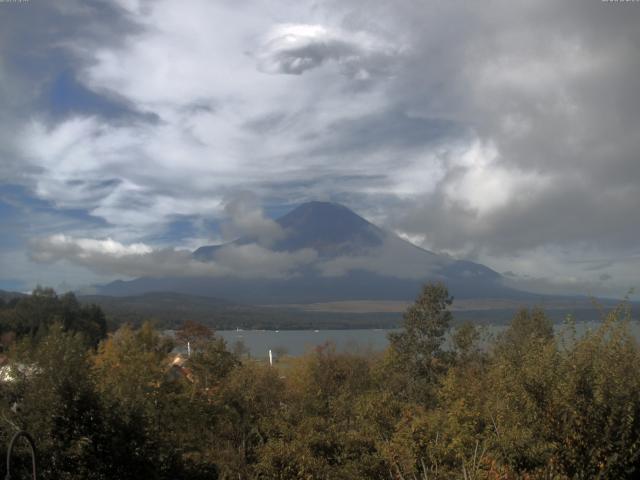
left=217, top=329, right=396, bottom=358
left=216, top=321, right=640, bottom=358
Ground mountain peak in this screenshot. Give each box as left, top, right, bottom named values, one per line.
left=193, top=201, right=384, bottom=260
left=287, top=200, right=350, bottom=212
left=275, top=201, right=383, bottom=255
left=279, top=201, right=368, bottom=227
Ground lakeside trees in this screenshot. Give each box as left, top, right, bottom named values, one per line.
left=0, top=287, right=107, bottom=350
left=1, top=283, right=640, bottom=479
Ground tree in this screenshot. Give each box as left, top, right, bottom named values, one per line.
left=0, top=288, right=106, bottom=348
left=92, top=322, right=173, bottom=414
left=6, top=324, right=119, bottom=479
left=485, top=308, right=559, bottom=472
left=214, top=362, right=285, bottom=478
left=176, top=320, right=214, bottom=353
left=188, top=337, right=239, bottom=391
left=232, top=339, right=250, bottom=358
left=91, top=322, right=182, bottom=477
left=256, top=346, right=385, bottom=479
left=493, top=307, right=553, bottom=363
left=452, top=321, right=482, bottom=361
left=550, top=306, right=640, bottom=477
left=386, top=282, right=453, bottom=403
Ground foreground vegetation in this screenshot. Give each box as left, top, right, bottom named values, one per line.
left=1, top=285, right=639, bottom=479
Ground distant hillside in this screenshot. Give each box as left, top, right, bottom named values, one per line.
left=78, top=290, right=638, bottom=332
left=79, top=291, right=402, bottom=330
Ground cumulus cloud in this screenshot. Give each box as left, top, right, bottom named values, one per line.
left=221, top=192, right=285, bottom=246
left=29, top=235, right=317, bottom=279
left=31, top=235, right=152, bottom=262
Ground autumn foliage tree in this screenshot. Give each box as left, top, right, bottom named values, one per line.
left=176, top=319, right=215, bottom=352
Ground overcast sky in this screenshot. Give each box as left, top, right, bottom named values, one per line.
left=1, top=0, right=639, bottom=298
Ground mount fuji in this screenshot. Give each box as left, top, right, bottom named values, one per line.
left=95, top=201, right=532, bottom=304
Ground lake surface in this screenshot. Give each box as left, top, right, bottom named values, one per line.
left=217, top=329, right=396, bottom=358
left=216, top=321, right=640, bottom=358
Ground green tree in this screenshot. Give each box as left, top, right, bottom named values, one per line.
left=486, top=308, right=559, bottom=472
left=3, top=324, right=143, bottom=480
left=91, top=322, right=181, bottom=477
left=551, top=306, right=640, bottom=478
left=214, top=362, right=285, bottom=478
left=255, top=345, right=387, bottom=479
left=386, top=282, right=453, bottom=403
left=452, top=321, right=482, bottom=362
left=0, top=288, right=106, bottom=348
left=188, top=336, right=239, bottom=391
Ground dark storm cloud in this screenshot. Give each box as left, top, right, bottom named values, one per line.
left=304, top=0, right=640, bottom=295
left=396, top=176, right=640, bottom=255
left=330, top=1, right=640, bottom=256
left=0, top=0, right=141, bottom=116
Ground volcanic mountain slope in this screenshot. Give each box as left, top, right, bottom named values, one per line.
left=194, top=201, right=389, bottom=259
left=97, top=201, right=533, bottom=304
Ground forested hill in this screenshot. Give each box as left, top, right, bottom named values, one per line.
left=78, top=291, right=400, bottom=330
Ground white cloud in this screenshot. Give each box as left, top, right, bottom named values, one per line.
left=33, top=234, right=152, bottom=261
left=29, top=234, right=317, bottom=279
left=11, top=0, right=398, bottom=242
left=221, top=192, right=285, bottom=245
left=214, top=243, right=317, bottom=278
left=255, top=23, right=400, bottom=77
left=444, top=140, right=551, bottom=215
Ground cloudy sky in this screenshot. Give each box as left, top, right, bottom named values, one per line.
left=0, top=0, right=639, bottom=298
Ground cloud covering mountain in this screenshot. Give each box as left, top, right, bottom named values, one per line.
left=48, top=201, right=520, bottom=304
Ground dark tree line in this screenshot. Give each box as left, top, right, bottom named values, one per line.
left=0, top=287, right=107, bottom=350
